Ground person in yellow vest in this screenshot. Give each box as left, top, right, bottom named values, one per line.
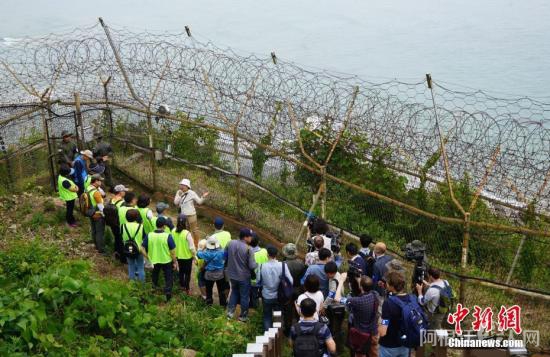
left=211, top=217, right=232, bottom=249
left=107, top=184, right=130, bottom=264
left=58, top=164, right=79, bottom=228
left=172, top=214, right=196, bottom=294
left=250, top=233, right=269, bottom=308
left=151, top=202, right=174, bottom=233
left=118, top=192, right=137, bottom=229
left=121, top=209, right=147, bottom=281
left=86, top=175, right=106, bottom=254
left=142, top=217, right=178, bottom=301
left=137, top=194, right=155, bottom=235
left=210, top=217, right=232, bottom=300
left=84, top=163, right=105, bottom=190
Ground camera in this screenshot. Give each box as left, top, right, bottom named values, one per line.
left=403, top=240, right=427, bottom=290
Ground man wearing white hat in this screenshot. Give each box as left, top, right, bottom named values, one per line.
left=173, top=178, right=209, bottom=246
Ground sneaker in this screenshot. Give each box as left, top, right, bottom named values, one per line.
left=68, top=223, right=78, bottom=228
left=238, top=316, right=248, bottom=323
left=226, top=311, right=235, bottom=319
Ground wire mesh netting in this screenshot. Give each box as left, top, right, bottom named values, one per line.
left=1, top=22, right=550, bottom=349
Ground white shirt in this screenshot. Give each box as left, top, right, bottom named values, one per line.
left=173, top=189, right=204, bottom=216
left=419, top=279, right=448, bottom=313
left=296, top=291, right=325, bottom=321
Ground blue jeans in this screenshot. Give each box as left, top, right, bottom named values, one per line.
left=228, top=279, right=251, bottom=318
left=127, top=255, right=145, bottom=282
left=379, top=345, right=410, bottom=357
left=262, top=298, right=280, bottom=331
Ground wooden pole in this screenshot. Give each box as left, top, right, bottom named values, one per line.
left=74, top=93, right=85, bottom=149
left=41, top=101, right=56, bottom=190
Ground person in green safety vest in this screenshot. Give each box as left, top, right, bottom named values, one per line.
left=121, top=209, right=147, bottom=281
left=142, top=216, right=178, bottom=301
left=58, top=164, right=79, bottom=227
left=137, top=194, right=155, bottom=234
left=211, top=217, right=232, bottom=249
left=210, top=216, right=232, bottom=300
left=250, top=232, right=268, bottom=309
left=86, top=175, right=107, bottom=254
left=107, top=184, right=130, bottom=264
left=172, top=214, right=196, bottom=294
left=151, top=202, right=174, bottom=233
left=118, top=192, right=137, bottom=229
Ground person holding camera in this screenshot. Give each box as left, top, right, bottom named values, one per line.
left=415, top=267, right=452, bottom=329
left=334, top=272, right=380, bottom=357
left=301, top=248, right=332, bottom=298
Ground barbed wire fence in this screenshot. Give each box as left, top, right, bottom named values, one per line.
left=1, top=19, right=550, bottom=349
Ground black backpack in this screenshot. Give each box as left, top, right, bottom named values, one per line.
left=293, top=322, right=324, bottom=357
left=358, top=251, right=375, bottom=277
left=103, top=201, right=119, bottom=227
left=123, top=223, right=142, bottom=259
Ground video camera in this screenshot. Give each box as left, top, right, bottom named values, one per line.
left=403, top=240, right=427, bottom=291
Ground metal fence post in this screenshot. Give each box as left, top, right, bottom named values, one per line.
left=146, top=112, right=157, bottom=191
left=41, top=100, right=56, bottom=190
left=233, top=129, right=241, bottom=218
left=460, top=212, right=471, bottom=305
left=74, top=93, right=85, bottom=150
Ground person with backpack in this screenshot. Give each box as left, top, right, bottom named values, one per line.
left=152, top=202, right=174, bottom=233
left=197, top=236, right=227, bottom=306
left=118, top=191, right=137, bottom=229
left=359, top=234, right=375, bottom=278
left=57, top=164, right=79, bottom=227
left=225, top=228, right=257, bottom=322
left=84, top=175, right=107, bottom=254
left=173, top=178, right=209, bottom=246
left=104, top=184, right=129, bottom=263
left=416, top=267, right=453, bottom=330
left=290, top=298, right=336, bottom=357
left=137, top=194, right=155, bottom=234
left=172, top=214, right=196, bottom=295
left=257, top=245, right=294, bottom=331
left=121, top=209, right=147, bottom=281
left=334, top=273, right=379, bottom=357
left=250, top=233, right=268, bottom=309
left=142, top=217, right=178, bottom=301
left=282, top=243, right=306, bottom=336
left=379, top=271, right=428, bottom=357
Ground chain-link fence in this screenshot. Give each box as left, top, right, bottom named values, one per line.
left=1, top=21, right=550, bottom=350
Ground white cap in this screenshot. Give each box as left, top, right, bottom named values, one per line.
left=179, top=178, right=191, bottom=188
left=206, top=236, right=220, bottom=249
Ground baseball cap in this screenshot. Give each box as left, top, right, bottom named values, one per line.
left=214, top=217, right=224, bottom=229
left=156, top=202, right=169, bottom=213
left=239, top=228, right=254, bottom=239
left=156, top=216, right=167, bottom=228
left=114, top=184, right=129, bottom=193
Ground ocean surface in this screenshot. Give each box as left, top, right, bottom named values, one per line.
left=1, top=0, right=549, bottom=98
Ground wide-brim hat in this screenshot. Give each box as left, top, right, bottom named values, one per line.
left=80, top=150, right=94, bottom=159
left=179, top=178, right=191, bottom=188
left=206, top=236, right=220, bottom=249
left=282, top=243, right=298, bottom=259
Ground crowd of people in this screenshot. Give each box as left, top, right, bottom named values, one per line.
left=55, top=131, right=455, bottom=357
